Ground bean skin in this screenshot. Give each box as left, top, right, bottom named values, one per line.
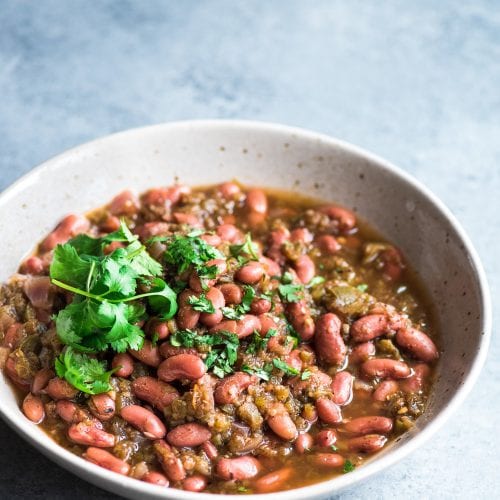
left=2, top=322, right=23, bottom=349
left=254, top=467, right=294, bottom=493
left=246, top=189, right=268, bottom=214
left=201, top=441, right=219, bottom=460
left=290, top=227, right=313, bottom=244
left=68, top=422, right=115, bottom=447
left=214, top=372, right=255, bottom=404
left=294, top=254, right=315, bottom=284
left=154, top=440, right=186, bottom=481
left=320, top=205, right=356, bottom=233
left=159, top=343, right=198, bottom=358
left=331, top=371, right=354, bottom=406
left=351, top=314, right=389, bottom=342
left=158, top=354, right=207, bottom=382
left=108, top=190, right=139, bottom=216
left=56, top=401, right=91, bottom=424
left=258, top=314, right=278, bottom=336
left=89, top=394, right=115, bottom=421
left=347, top=434, right=387, bottom=453
left=373, top=380, right=399, bottom=401
left=234, top=314, right=261, bottom=338
left=31, top=368, right=54, bottom=395
left=111, top=353, right=134, bottom=378
left=395, top=327, right=439, bottom=362
left=121, top=405, right=167, bottom=439
left=176, top=305, right=200, bottom=330
left=315, top=313, right=347, bottom=365
left=315, top=429, right=337, bottom=448
left=218, top=181, right=241, bottom=198
left=217, top=283, right=242, bottom=304
left=132, top=376, right=179, bottom=411
left=235, top=262, right=265, bottom=284
left=250, top=297, right=272, bottom=315
left=361, top=358, right=411, bottom=379
left=400, top=364, right=431, bottom=393
left=40, top=214, right=90, bottom=251
left=22, top=393, right=45, bottom=424
left=260, top=256, right=281, bottom=276
left=149, top=320, right=170, bottom=340
left=85, top=447, right=130, bottom=475
left=286, top=301, right=315, bottom=341
left=295, top=432, right=314, bottom=453
left=46, top=377, right=78, bottom=400
left=349, top=341, right=376, bottom=364
left=216, top=223, right=242, bottom=243
left=167, top=423, right=211, bottom=447
left=200, top=308, right=223, bottom=327
left=142, top=471, right=169, bottom=486
left=129, top=340, right=161, bottom=368
left=316, top=398, right=342, bottom=424
left=183, top=475, right=207, bottom=492
left=201, top=233, right=222, bottom=247
left=311, top=453, right=345, bottom=468
left=216, top=456, right=261, bottom=480
left=316, top=234, right=341, bottom=254
left=267, top=405, right=298, bottom=441
left=344, top=416, right=393, bottom=435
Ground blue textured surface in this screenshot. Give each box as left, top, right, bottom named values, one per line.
left=0, top=1, right=498, bottom=498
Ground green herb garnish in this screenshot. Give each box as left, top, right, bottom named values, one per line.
left=187, top=293, right=215, bottom=313
left=343, top=460, right=355, bottom=473
left=273, top=358, right=300, bottom=376
left=230, top=233, right=259, bottom=262
left=278, top=272, right=304, bottom=303
left=241, top=364, right=271, bottom=381
left=301, top=369, right=312, bottom=380
left=356, top=283, right=369, bottom=292
left=221, top=285, right=255, bottom=320
left=307, top=276, right=325, bottom=288
left=246, top=328, right=277, bottom=354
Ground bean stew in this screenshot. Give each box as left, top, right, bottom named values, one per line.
left=0, top=182, right=439, bottom=494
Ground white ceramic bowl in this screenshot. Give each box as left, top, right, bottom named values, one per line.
left=0, top=121, right=491, bottom=499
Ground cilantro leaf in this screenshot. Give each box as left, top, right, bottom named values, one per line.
left=50, top=244, right=94, bottom=289
left=145, top=277, right=178, bottom=320
left=241, top=364, right=271, bottom=381
left=230, top=233, right=259, bottom=262
left=246, top=328, right=277, bottom=354
left=187, top=294, right=215, bottom=313
left=356, top=283, right=369, bottom=292
left=273, top=358, right=300, bottom=376
left=307, top=276, right=325, bottom=288
left=221, top=285, right=256, bottom=320
left=301, top=369, right=312, bottom=380
left=343, top=460, right=355, bottom=473
left=278, top=283, right=303, bottom=302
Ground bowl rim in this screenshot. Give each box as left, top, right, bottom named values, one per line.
left=0, top=119, right=492, bottom=499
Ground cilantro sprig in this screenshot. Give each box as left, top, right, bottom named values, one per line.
left=273, top=358, right=300, bottom=376
left=221, top=285, right=255, bottom=320
left=229, top=233, right=260, bottom=263
left=187, top=294, right=215, bottom=313
left=278, top=271, right=304, bottom=303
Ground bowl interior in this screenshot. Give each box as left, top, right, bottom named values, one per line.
left=0, top=121, right=489, bottom=499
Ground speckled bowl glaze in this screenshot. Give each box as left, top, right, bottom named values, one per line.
left=0, top=121, right=491, bottom=499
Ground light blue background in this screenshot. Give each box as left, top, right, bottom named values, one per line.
left=0, top=1, right=498, bottom=498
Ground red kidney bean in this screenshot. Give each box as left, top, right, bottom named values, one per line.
left=148, top=320, right=170, bottom=340
left=285, top=349, right=303, bottom=372
left=129, top=340, right=161, bottom=368
left=400, top=364, right=431, bottom=393
left=158, top=354, right=207, bottom=382
left=154, top=440, right=186, bottom=481
left=217, top=283, right=243, bottom=305
left=46, top=377, right=78, bottom=400
left=56, top=401, right=90, bottom=424
left=209, top=319, right=237, bottom=335
left=68, top=422, right=115, bottom=447
left=218, top=181, right=241, bottom=198
left=373, top=380, right=399, bottom=401
left=316, top=398, right=342, bottom=424
left=259, top=256, right=281, bottom=276
left=85, top=447, right=130, bottom=475
left=183, top=475, right=207, bottom=492
left=237, top=314, right=262, bottom=338
left=235, top=262, right=265, bottom=284
left=111, top=353, right=134, bottom=378
left=214, top=372, right=255, bottom=404
left=268, top=333, right=294, bottom=356
left=316, top=234, right=341, bottom=254
left=176, top=305, right=200, bottom=330
left=2, top=323, right=23, bottom=349
left=395, top=327, right=439, bottom=362
left=267, top=227, right=290, bottom=263
left=286, top=301, right=315, bottom=341
left=132, top=376, right=179, bottom=411
left=159, top=343, right=198, bottom=358
left=172, top=212, right=201, bottom=227
left=88, top=394, right=115, bottom=421
left=134, top=222, right=170, bottom=239
left=167, top=423, right=211, bottom=447
left=201, top=440, right=218, bottom=460
left=31, top=367, right=54, bottom=395
left=4, top=357, right=30, bottom=390
left=344, top=416, right=393, bottom=435
left=295, top=432, right=314, bottom=453
left=347, top=434, right=387, bottom=453
left=250, top=297, right=271, bottom=315
left=315, top=313, right=346, bottom=365
left=100, top=215, right=121, bottom=232
left=320, top=205, right=356, bottom=233
left=381, top=246, right=404, bottom=281
left=361, top=358, right=411, bottom=379
left=316, top=429, right=337, bottom=448
left=199, top=287, right=226, bottom=327
left=216, top=456, right=261, bottom=480
left=22, top=393, right=45, bottom=424
left=121, top=405, right=166, bottom=439
left=200, top=233, right=222, bottom=247
left=302, top=406, right=318, bottom=424
left=246, top=189, right=268, bottom=214
left=40, top=214, right=90, bottom=251
left=142, top=471, right=169, bottom=486
left=20, top=255, right=45, bottom=275
left=349, top=341, right=376, bottom=364
left=200, top=309, right=223, bottom=327
left=311, top=453, right=345, bottom=468
left=294, top=254, right=315, bottom=284
left=331, top=371, right=354, bottom=406
left=216, top=223, right=242, bottom=243
left=258, top=314, right=278, bottom=336
left=267, top=405, right=298, bottom=441
left=108, top=190, right=139, bottom=216
left=351, top=314, right=390, bottom=342
left=188, top=273, right=215, bottom=293
left=290, top=227, right=313, bottom=244
left=254, top=467, right=294, bottom=493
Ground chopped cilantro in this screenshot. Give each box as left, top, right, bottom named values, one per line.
left=278, top=272, right=304, bottom=302
left=330, top=444, right=338, bottom=451
left=356, top=283, right=369, bottom=293
left=187, top=293, right=215, bottom=313
left=241, top=364, right=271, bottom=381
left=273, top=358, right=300, bottom=376
left=343, top=460, right=355, bottom=473
left=246, top=328, right=277, bottom=354
left=230, top=233, right=259, bottom=262
left=301, top=369, right=312, bottom=380
left=307, top=276, right=325, bottom=288
left=221, top=285, right=255, bottom=320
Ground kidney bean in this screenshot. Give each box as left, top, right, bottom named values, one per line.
left=40, top=214, right=90, bottom=251
left=250, top=297, right=271, bottom=315
left=373, top=380, right=399, bottom=402
left=147, top=320, right=170, bottom=341
left=316, top=234, right=341, bottom=254
left=285, top=349, right=303, bottom=372
left=56, top=400, right=90, bottom=423
left=129, top=340, right=161, bottom=368
left=154, top=440, right=186, bottom=481
left=198, top=287, right=226, bottom=327
left=395, top=327, right=439, bottom=362
left=400, top=364, right=431, bottom=393
left=172, top=212, right=201, bottom=227
left=381, top=246, right=404, bottom=281
left=100, top=215, right=121, bottom=233
left=134, top=222, right=170, bottom=239
left=347, top=434, right=387, bottom=453
left=89, top=394, right=115, bottom=421
left=200, top=309, right=223, bottom=327
left=200, top=441, right=218, bottom=461
left=286, top=301, right=315, bottom=341
left=259, top=256, right=281, bottom=276
left=22, top=393, right=45, bottom=424
left=349, top=341, right=376, bottom=364
left=31, top=367, right=54, bottom=395
left=311, top=453, right=345, bottom=468
left=237, top=314, right=262, bottom=338
left=218, top=181, right=241, bottom=198
left=216, top=456, right=261, bottom=480
left=235, top=262, right=265, bottom=284
left=159, top=343, right=198, bottom=358
left=294, top=255, right=315, bottom=284
left=316, top=398, right=342, bottom=424
left=315, top=313, right=346, bottom=365
left=68, top=422, right=115, bottom=447
left=216, top=223, right=242, bottom=243
left=295, top=432, right=314, bottom=453
left=361, top=358, right=411, bottom=379
left=200, top=233, right=222, bottom=247
left=46, top=377, right=78, bottom=400
left=316, top=429, right=337, bottom=448
left=255, top=467, right=294, bottom=493
left=84, top=447, right=130, bottom=475
left=267, top=405, right=298, bottom=441
left=188, top=274, right=215, bottom=293
left=320, top=205, right=356, bottom=233
left=290, top=227, right=313, bottom=244
left=176, top=305, right=200, bottom=330
left=183, top=475, right=207, bottom=492
left=158, top=353, right=207, bottom=382
left=344, top=416, right=393, bottom=435
left=108, top=190, right=139, bottom=216
left=20, top=255, right=45, bottom=275
left=111, top=353, right=134, bottom=378
left=246, top=189, right=268, bottom=214
left=142, top=471, right=169, bottom=486
left=258, top=314, right=278, bottom=336
left=121, top=405, right=166, bottom=439
left=351, top=314, right=390, bottom=342
left=214, top=372, right=255, bottom=404
left=217, top=283, right=243, bottom=305
left=2, top=323, right=23, bottom=349
left=167, top=423, right=211, bottom=447
left=4, top=357, right=31, bottom=390
left=331, top=371, right=354, bottom=406
left=132, top=376, right=179, bottom=411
